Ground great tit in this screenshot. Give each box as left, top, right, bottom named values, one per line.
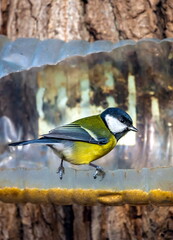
left=9, top=108, right=137, bottom=179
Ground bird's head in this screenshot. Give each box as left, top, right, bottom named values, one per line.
left=100, top=108, right=137, bottom=140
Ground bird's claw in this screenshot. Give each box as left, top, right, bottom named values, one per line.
left=93, top=166, right=105, bottom=180
left=57, top=166, right=65, bottom=180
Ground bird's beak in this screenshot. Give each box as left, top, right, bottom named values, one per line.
left=128, top=126, right=138, bottom=132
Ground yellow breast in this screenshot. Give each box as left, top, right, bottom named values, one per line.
left=66, top=135, right=117, bottom=165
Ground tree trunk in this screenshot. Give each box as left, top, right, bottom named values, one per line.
left=1, top=0, right=173, bottom=41
left=0, top=0, right=173, bottom=239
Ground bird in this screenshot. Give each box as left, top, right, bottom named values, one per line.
left=9, top=107, right=137, bottom=179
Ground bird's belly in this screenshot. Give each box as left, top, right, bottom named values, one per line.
left=63, top=136, right=117, bottom=165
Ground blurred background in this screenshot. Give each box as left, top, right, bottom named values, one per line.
left=0, top=1, right=173, bottom=239
left=1, top=40, right=173, bottom=171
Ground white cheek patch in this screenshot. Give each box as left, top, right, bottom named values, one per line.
left=105, top=115, right=127, bottom=133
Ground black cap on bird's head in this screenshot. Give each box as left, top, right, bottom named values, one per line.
left=100, top=108, right=137, bottom=140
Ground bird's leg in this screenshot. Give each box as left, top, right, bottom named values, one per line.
left=47, top=145, right=65, bottom=180
left=89, top=163, right=105, bottom=179
left=57, top=159, right=65, bottom=180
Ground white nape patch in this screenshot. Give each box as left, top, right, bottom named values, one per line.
left=105, top=115, right=127, bottom=134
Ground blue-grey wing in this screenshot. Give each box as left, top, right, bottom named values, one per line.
left=42, top=124, right=108, bottom=145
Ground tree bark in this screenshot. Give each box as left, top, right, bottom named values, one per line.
left=1, top=0, right=173, bottom=41
left=0, top=203, right=173, bottom=240
left=0, top=0, right=173, bottom=239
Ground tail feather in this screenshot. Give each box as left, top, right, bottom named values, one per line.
left=9, top=137, right=60, bottom=146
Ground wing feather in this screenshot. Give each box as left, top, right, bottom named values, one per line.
left=42, top=123, right=108, bottom=145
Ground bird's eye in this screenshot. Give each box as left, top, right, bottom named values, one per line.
left=120, top=118, right=125, bottom=123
